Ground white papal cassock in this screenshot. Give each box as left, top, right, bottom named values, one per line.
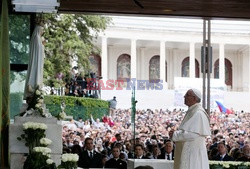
left=172, top=103, right=210, bottom=169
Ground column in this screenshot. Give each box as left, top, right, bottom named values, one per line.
left=107, top=45, right=113, bottom=79
left=249, top=46, right=250, bottom=91
left=189, top=42, right=195, bottom=78
left=219, top=43, right=225, bottom=83
left=131, top=39, right=137, bottom=79
left=140, top=47, right=145, bottom=80
left=172, top=49, right=177, bottom=89
left=160, top=41, right=166, bottom=82
left=166, top=48, right=173, bottom=89
left=166, top=48, right=171, bottom=88
left=101, top=37, right=108, bottom=81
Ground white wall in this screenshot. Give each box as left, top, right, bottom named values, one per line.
left=242, top=47, right=250, bottom=91
left=101, top=88, right=250, bottom=112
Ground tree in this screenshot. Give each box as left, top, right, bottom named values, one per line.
left=43, top=14, right=111, bottom=87
left=9, top=15, right=30, bottom=84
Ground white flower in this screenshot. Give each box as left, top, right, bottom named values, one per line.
left=40, top=138, right=52, bottom=146
left=33, top=147, right=51, bottom=155
left=222, top=163, right=230, bottom=168
left=36, top=90, right=41, bottom=95
left=23, top=122, right=47, bottom=130
left=209, top=161, right=223, bottom=165
left=38, top=99, right=44, bottom=104
left=35, top=103, right=41, bottom=108
left=61, top=153, right=79, bottom=162
left=245, top=162, right=250, bottom=166
left=210, top=161, right=250, bottom=168
left=46, top=159, right=53, bottom=165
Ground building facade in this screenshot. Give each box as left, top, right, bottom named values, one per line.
left=90, top=16, right=250, bottom=111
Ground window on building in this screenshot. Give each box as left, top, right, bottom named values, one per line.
left=117, top=54, right=131, bottom=80
left=89, top=54, right=101, bottom=77
left=149, top=55, right=160, bottom=82
left=214, top=58, right=232, bottom=87
left=181, top=57, right=200, bottom=78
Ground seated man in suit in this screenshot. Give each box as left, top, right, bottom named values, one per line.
left=158, top=140, right=174, bottom=160
left=78, top=137, right=103, bottom=168
left=212, top=141, right=234, bottom=161
left=236, top=144, right=250, bottom=162
left=135, top=144, right=148, bottom=159
left=150, top=145, right=160, bottom=159
left=105, top=146, right=127, bottom=169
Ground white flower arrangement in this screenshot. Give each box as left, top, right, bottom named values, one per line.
left=46, top=159, right=54, bottom=165
left=209, top=161, right=250, bottom=169
left=33, top=147, right=52, bottom=155
left=61, top=153, right=79, bottom=162
left=40, top=138, right=52, bottom=146
left=36, top=90, right=41, bottom=95
left=24, top=85, right=52, bottom=118
left=35, top=103, right=42, bottom=108
left=38, top=99, right=44, bottom=104
left=23, top=122, right=47, bottom=130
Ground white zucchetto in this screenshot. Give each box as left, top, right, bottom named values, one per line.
left=191, top=88, right=201, bottom=99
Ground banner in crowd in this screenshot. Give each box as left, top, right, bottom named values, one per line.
left=174, top=77, right=225, bottom=109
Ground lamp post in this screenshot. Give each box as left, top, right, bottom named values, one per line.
left=131, top=86, right=137, bottom=159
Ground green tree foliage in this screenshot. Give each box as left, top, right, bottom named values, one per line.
left=9, top=15, right=30, bottom=84
left=43, top=14, right=111, bottom=87
left=9, top=15, right=30, bottom=64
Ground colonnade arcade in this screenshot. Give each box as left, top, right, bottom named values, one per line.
left=89, top=39, right=245, bottom=91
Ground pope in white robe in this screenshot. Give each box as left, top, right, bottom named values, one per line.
left=171, top=88, right=211, bottom=169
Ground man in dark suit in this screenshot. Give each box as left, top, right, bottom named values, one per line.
left=111, top=133, right=123, bottom=149
left=105, top=146, right=127, bottom=169
left=78, top=137, right=103, bottom=168
left=134, top=144, right=148, bottom=159
left=236, top=144, right=250, bottom=162
left=158, top=140, right=174, bottom=160
left=212, top=142, right=234, bottom=161
left=151, top=145, right=160, bottom=159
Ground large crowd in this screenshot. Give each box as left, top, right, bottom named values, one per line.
left=62, top=108, right=250, bottom=168
left=64, top=72, right=101, bottom=98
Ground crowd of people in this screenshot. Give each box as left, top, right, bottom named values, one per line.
left=62, top=106, right=250, bottom=168
left=62, top=71, right=101, bottom=98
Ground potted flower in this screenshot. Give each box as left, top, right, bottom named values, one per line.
left=58, top=153, right=79, bottom=169
left=209, top=161, right=250, bottom=169
left=40, top=138, right=52, bottom=147
left=23, top=147, right=56, bottom=169
left=17, top=122, right=47, bottom=153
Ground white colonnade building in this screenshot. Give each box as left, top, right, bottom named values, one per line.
left=89, top=16, right=250, bottom=111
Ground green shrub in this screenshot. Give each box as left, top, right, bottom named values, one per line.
left=44, top=95, right=109, bottom=120
left=10, top=94, right=109, bottom=120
